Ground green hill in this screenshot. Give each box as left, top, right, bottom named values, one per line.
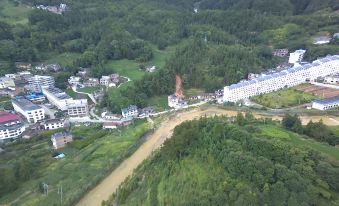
left=108, top=116, right=339, bottom=206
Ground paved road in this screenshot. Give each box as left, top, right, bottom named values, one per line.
left=76, top=106, right=339, bottom=206
left=117, top=76, right=131, bottom=88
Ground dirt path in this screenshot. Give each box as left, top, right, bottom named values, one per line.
left=76, top=107, right=339, bottom=206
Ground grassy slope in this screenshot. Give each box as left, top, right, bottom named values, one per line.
left=45, top=53, right=82, bottom=68
left=260, top=125, right=339, bottom=160
left=77, top=86, right=99, bottom=94
left=0, top=121, right=150, bottom=206
left=106, top=45, right=175, bottom=109
left=105, top=45, right=175, bottom=81
left=0, top=0, right=31, bottom=25
left=251, top=88, right=318, bottom=108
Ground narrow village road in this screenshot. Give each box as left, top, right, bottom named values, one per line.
left=76, top=106, right=339, bottom=206
left=71, top=86, right=97, bottom=104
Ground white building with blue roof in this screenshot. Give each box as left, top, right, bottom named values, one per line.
left=223, top=55, right=339, bottom=103
left=312, top=95, right=339, bottom=110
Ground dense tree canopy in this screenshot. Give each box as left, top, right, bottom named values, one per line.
left=108, top=116, right=339, bottom=206
left=1, top=0, right=338, bottom=111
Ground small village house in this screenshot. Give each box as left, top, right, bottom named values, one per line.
left=51, top=132, right=73, bottom=149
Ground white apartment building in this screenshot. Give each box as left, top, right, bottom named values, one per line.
left=0, top=112, right=25, bottom=142
left=67, top=99, right=88, bottom=117
left=312, top=95, right=339, bottom=110
left=68, top=76, right=81, bottom=85
left=28, top=75, right=55, bottom=92
left=223, top=55, right=339, bottom=103
left=42, top=87, right=73, bottom=110
left=0, top=77, right=15, bottom=89
left=288, top=49, right=306, bottom=64
left=42, top=119, right=64, bottom=130
left=324, top=75, right=339, bottom=84
left=121, top=105, right=138, bottom=118
left=12, top=99, right=45, bottom=123
left=100, top=76, right=111, bottom=86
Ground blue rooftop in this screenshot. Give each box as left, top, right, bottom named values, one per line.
left=313, top=95, right=339, bottom=105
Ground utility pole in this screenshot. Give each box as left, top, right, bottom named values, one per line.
left=61, top=185, right=63, bottom=205
left=43, top=182, right=48, bottom=196
left=58, top=184, right=63, bottom=205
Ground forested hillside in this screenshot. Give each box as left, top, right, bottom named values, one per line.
left=1, top=0, right=338, bottom=112
left=108, top=115, right=339, bottom=206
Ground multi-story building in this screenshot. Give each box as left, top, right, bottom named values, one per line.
left=42, top=87, right=73, bottom=110
left=0, top=112, right=25, bottom=142
left=68, top=76, right=81, bottom=85
left=28, top=75, right=55, bottom=92
left=0, top=77, right=15, bottom=89
left=288, top=49, right=306, bottom=64
left=324, top=75, right=339, bottom=84
left=41, top=119, right=64, bottom=130
left=67, top=99, right=88, bottom=117
left=121, top=105, right=139, bottom=118
left=312, top=95, right=339, bottom=110
left=83, top=78, right=99, bottom=87
left=168, top=95, right=188, bottom=108
left=110, top=73, right=120, bottom=84
left=223, top=55, right=339, bottom=103
left=100, top=76, right=111, bottom=86
left=12, top=99, right=45, bottom=123
left=273, top=49, right=289, bottom=57
left=51, top=132, right=73, bottom=149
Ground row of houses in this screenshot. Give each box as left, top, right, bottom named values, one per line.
left=223, top=55, right=339, bottom=103
left=68, top=74, right=120, bottom=88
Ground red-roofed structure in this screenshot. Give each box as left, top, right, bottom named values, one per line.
left=0, top=112, right=20, bottom=123
left=0, top=111, right=25, bottom=142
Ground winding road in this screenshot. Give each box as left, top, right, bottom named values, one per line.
left=76, top=106, right=339, bottom=206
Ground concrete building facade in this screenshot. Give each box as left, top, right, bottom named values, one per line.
left=67, top=99, right=88, bottom=117
left=0, top=112, right=25, bottom=142
left=12, top=99, right=45, bottom=123
left=288, top=49, right=306, bottom=64
left=223, top=55, right=339, bottom=103
left=28, top=75, right=55, bottom=92
left=51, top=132, right=73, bottom=149
left=312, top=95, right=339, bottom=110
left=42, top=87, right=73, bottom=110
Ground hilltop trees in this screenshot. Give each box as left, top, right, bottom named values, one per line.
left=282, top=113, right=303, bottom=133
left=109, top=116, right=339, bottom=206
left=282, top=114, right=339, bottom=146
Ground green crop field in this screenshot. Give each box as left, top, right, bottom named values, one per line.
left=251, top=88, right=318, bottom=109
left=147, top=95, right=170, bottom=111
left=0, top=0, right=32, bottom=25
left=105, top=59, right=144, bottom=81
left=0, top=120, right=151, bottom=206
left=185, top=88, right=205, bottom=97
left=77, top=86, right=99, bottom=94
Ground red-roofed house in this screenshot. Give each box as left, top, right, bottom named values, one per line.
left=0, top=112, right=25, bottom=142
